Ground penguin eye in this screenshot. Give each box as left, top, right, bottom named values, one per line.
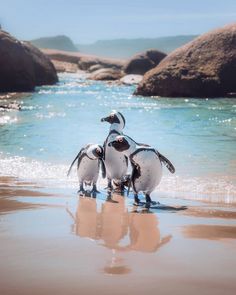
left=118, top=137, right=123, bottom=143
left=110, top=114, right=114, bottom=118
left=96, top=148, right=100, bottom=153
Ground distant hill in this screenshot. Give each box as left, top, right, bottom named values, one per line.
left=30, top=35, right=78, bottom=52
left=77, top=35, right=197, bottom=58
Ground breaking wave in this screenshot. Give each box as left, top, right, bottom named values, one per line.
left=0, top=154, right=235, bottom=204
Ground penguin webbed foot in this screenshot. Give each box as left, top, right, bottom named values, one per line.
left=91, top=184, right=100, bottom=194
left=144, top=194, right=159, bottom=208
left=122, top=174, right=131, bottom=187
left=112, top=180, right=127, bottom=196
left=107, top=179, right=113, bottom=193
left=77, top=187, right=86, bottom=196
left=145, top=202, right=151, bottom=209
left=106, top=192, right=118, bottom=203
left=133, top=194, right=141, bottom=206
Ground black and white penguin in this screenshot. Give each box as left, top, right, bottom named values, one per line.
left=109, top=135, right=175, bottom=207
left=101, top=110, right=128, bottom=193
left=67, top=144, right=106, bottom=196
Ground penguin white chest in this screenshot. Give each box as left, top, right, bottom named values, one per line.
left=77, top=157, right=99, bottom=183
left=132, top=150, right=162, bottom=194
left=105, top=135, right=128, bottom=180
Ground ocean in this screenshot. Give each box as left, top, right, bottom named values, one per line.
left=0, top=73, right=236, bottom=203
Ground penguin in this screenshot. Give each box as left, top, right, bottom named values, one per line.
left=101, top=110, right=128, bottom=193
left=108, top=135, right=175, bottom=208
left=67, top=144, right=106, bottom=196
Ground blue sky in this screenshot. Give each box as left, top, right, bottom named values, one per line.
left=0, top=0, right=236, bottom=43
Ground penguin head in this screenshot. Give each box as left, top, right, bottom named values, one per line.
left=101, top=110, right=126, bottom=129
left=108, top=135, right=131, bottom=152
left=92, top=145, right=106, bottom=178
left=87, top=144, right=104, bottom=160
left=92, top=145, right=104, bottom=159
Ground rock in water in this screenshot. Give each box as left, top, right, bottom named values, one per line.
left=88, top=68, right=123, bottom=81
left=135, top=24, right=236, bottom=98
left=124, top=49, right=166, bottom=75
left=0, top=30, right=58, bottom=92
left=120, top=74, right=143, bottom=85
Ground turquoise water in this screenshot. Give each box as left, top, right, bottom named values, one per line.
left=0, top=73, right=236, bottom=203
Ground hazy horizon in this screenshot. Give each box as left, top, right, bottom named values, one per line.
left=30, top=34, right=199, bottom=45
left=0, top=0, right=236, bottom=43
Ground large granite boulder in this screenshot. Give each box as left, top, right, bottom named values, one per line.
left=22, top=42, right=58, bottom=86
left=135, top=24, right=236, bottom=97
left=0, top=30, right=58, bottom=92
left=124, top=49, right=166, bottom=75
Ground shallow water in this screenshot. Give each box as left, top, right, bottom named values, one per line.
left=0, top=73, right=236, bottom=203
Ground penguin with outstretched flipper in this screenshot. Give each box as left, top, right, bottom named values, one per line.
left=67, top=144, right=106, bottom=197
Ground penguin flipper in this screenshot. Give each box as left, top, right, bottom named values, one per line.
left=128, top=161, right=141, bottom=196
left=124, top=155, right=129, bottom=167
left=103, top=140, right=106, bottom=161
left=127, top=167, right=134, bottom=196
left=125, top=135, right=150, bottom=147
left=99, top=159, right=106, bottom=178
left=157, top=151, right=175, bottom=174
left=67, top=148, right=84, bottom=177
left=136, top=142, right=150, bottom=147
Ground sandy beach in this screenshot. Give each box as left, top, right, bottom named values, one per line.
left=0, top=176, right=235, bottom=295
left=1, top=2, right=236, bottom=295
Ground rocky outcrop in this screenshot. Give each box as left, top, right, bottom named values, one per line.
left=42, top=49, right=125, bottom=72
left=42, top=49, right=81, bottom=64
left=0, top=30, right=58, bottom=92
left=124, top=49, right=166, bottom=75
left=135, top=24, right=236, bottom=97
left=78, top=56, right=124, bottom=71
left=51, top=60, right=78, bottom=73
left=88, top=68, right=123, bottom=81
left=30, top=35, right=78, bottom=52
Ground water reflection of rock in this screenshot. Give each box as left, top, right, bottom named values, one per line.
left=69, top=195, right=172, bottom=253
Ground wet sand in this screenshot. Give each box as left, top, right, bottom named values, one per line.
left=0, top=176, right=236, bottom=295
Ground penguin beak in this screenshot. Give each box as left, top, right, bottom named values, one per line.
left=101, top=116, right=110, bottom=122
left=108, top=141, right=115, bottom=147
left=92, top=148, right=103, bottom=159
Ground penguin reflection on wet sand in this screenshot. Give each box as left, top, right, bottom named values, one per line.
left=101, top=111, right=128, bottom=194
left=69, top=194, right=128, bottom=249
left=68, top=197, right=171, bottom=253
left=67, top=144, right=106, bottom=196
left=74, top=197, right=100, bottom=240
left=109, top=135, right=175, bottom=208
